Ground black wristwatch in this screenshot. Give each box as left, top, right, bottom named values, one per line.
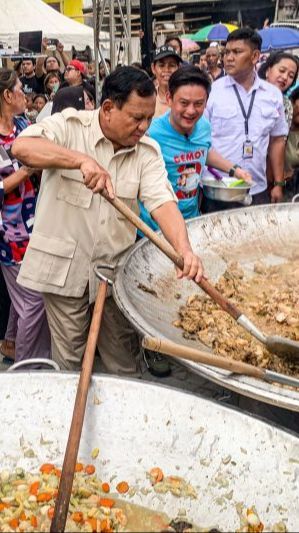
left=228, top=164, right=240, bottom=177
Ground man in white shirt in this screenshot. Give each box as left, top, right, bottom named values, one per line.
left=203, top=28, right=288, bottom=213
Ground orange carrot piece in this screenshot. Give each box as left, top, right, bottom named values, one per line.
left=31, top=515, right=38, bottom=527
left=47, top=507, right=55, bottom=520
left=86, top=517, right=97, bottom=532
left=0, top=503, right=9, bottom=511
left=29, top=481, right=40, bottom=495
left=75, top=463, right=84, bottom=472
left=55, top=468, right=62, bottom=477
left=37, top=492, right=52, bottom=503
left=149, top=467, right=164, bottom=484
left=100, top=518, right=112, bottom=533
left=99, top=498, right=115, bottom=508
left=40, top=463, right=55, bottom=475
left=19, top=512, right=27, bottom=521
left=8, top=518, right=19, bottom=529
left=101, top=482, right=110, bottom=493
left=71, top=512, right=84, bottom=523
left=84, top=464, right=96, bottom=475
left=116, top=481, right=129, bottom=494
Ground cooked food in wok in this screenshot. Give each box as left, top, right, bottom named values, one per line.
left=174, top=258, right=299, bottom=377
left=0, top=463, right=286, bottom=532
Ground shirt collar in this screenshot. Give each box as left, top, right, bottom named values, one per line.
left=225, top=72, right=265, bottom=93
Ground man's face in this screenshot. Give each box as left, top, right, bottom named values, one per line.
left=22, top=60, right=35, bottom=76
left=151, top=57, right=179, bottom=89
left=64, top=65, right=82, bottom=86
left=46, top=57, right=60, bottom=72
left=101, top=91, right=156, bottom=148
left=224, top=40, right=260, bottom=78
left=206, top=48, right=219, bottom=69
left=168, top=84, right=208, bottom=135
left=199, top=54, right=207, bottom=70
left=167, top=39, right=181, bottom=55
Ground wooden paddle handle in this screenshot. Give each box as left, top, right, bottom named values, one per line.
left=142, top=336, right=264, bottom=380
left=50, top=281, right=108, bottom=533
left=102, top=194, right=241, bottom=320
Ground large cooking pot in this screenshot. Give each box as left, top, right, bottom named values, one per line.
left=114, top=204, right=299, bottom=411
left=1, top=372, right=298, bottom=531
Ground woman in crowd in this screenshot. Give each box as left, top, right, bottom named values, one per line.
left=258, top=51, right=299, bottom=129
left=44, top=72, right=61, bottom=100
left=285, top=87, right=299, bottom=193
left=0, top=69, right=51, bottom=363
left=33, top=93, right=47, bottom=114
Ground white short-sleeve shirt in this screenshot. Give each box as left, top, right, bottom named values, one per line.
left=205, top=74, right=288, bottom=194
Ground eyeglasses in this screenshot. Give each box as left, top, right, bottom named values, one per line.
left=65, top=66, right=77, bottom=72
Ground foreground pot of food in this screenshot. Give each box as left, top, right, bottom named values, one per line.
left=114, top=203, right=299, bottom=411
left=0, top=373, right=298, bottom=532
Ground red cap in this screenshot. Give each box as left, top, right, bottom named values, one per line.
left=68, top=59, right=87, bottom=76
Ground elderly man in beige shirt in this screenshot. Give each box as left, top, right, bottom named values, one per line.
left=12, top=66, right=204, bottom=374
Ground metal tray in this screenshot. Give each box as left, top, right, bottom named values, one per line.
left=114, top=204, right=299, bottom=412
left=0, top=373, right=298, bottom=531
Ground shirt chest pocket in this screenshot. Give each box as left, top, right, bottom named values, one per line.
left=115, top=180, right=140, bottom=220
left=258, top=103, right=280, bottom=136
left=57, top=169, right=93, bottom=209
left=212, top=107, right=238, bottom=135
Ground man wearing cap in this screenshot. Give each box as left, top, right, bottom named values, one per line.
left=64, top=59, right=87, bottom=88
left=151, top=45, right=183, bottom=117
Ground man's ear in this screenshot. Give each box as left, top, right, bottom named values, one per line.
left=252, top=49, right=261, bottom=67
left=101, top=99, right=115, bottom=119
left=166, top=91, right=172, bottom=106
left=151, top=62, right=156, bottom=76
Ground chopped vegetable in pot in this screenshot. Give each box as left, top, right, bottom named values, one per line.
left=0, top=464, right=286, bottom=532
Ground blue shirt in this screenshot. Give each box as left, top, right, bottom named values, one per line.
left=139, top=110, right=211, bottom=231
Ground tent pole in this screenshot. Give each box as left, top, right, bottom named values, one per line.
left=92, top=0, right=100, bottom=107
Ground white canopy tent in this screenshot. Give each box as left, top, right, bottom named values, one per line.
left=0, top=0, right=108, bottom=52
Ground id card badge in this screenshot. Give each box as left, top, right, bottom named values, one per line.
left=242, top=140, right=253, bottom=159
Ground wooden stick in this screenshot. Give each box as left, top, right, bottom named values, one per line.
left=102, top=193, right=241, bottom=320
left=50, top=280, right=107, bottom=533
left=142, top=336, right=264, bottom=380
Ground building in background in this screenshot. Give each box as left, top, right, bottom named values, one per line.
left=43, top=0, right=84, bottom=23
left=82, top=1, right=276, bottom=36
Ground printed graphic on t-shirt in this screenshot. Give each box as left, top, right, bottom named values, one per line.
left=176, top=162, right=202, bottom=199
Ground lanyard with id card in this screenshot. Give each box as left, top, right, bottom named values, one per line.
left=233, top=85, right=256, bottom=160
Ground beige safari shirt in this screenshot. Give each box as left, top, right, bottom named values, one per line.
left=17, top=108, right=177, bottom=301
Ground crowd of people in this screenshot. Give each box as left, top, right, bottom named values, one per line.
left=0, top=26, right=298, bottom=380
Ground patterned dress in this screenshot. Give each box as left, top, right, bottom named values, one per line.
left=0, top=116, right=39, bottom=266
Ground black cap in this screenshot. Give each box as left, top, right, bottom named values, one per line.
left=152, top=45, right=183, bottom=64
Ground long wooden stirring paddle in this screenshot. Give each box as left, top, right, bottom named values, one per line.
left=142, top=336, right=299, bottom=388
left=50, top=279, right=108, bottom=533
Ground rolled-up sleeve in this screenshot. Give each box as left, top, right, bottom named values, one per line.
left=18, top=113, right=68, bottom=146
left=138, top=139, right=177, bottom=214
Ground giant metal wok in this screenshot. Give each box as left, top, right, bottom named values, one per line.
left=1, top=372, right=299, bottom=531
left=114, top=204, right=299, bottom=411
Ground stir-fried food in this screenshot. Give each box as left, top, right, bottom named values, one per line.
left=174, top=259, right=299, bottom=377
left=0, top=464, right=287, bottom=532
